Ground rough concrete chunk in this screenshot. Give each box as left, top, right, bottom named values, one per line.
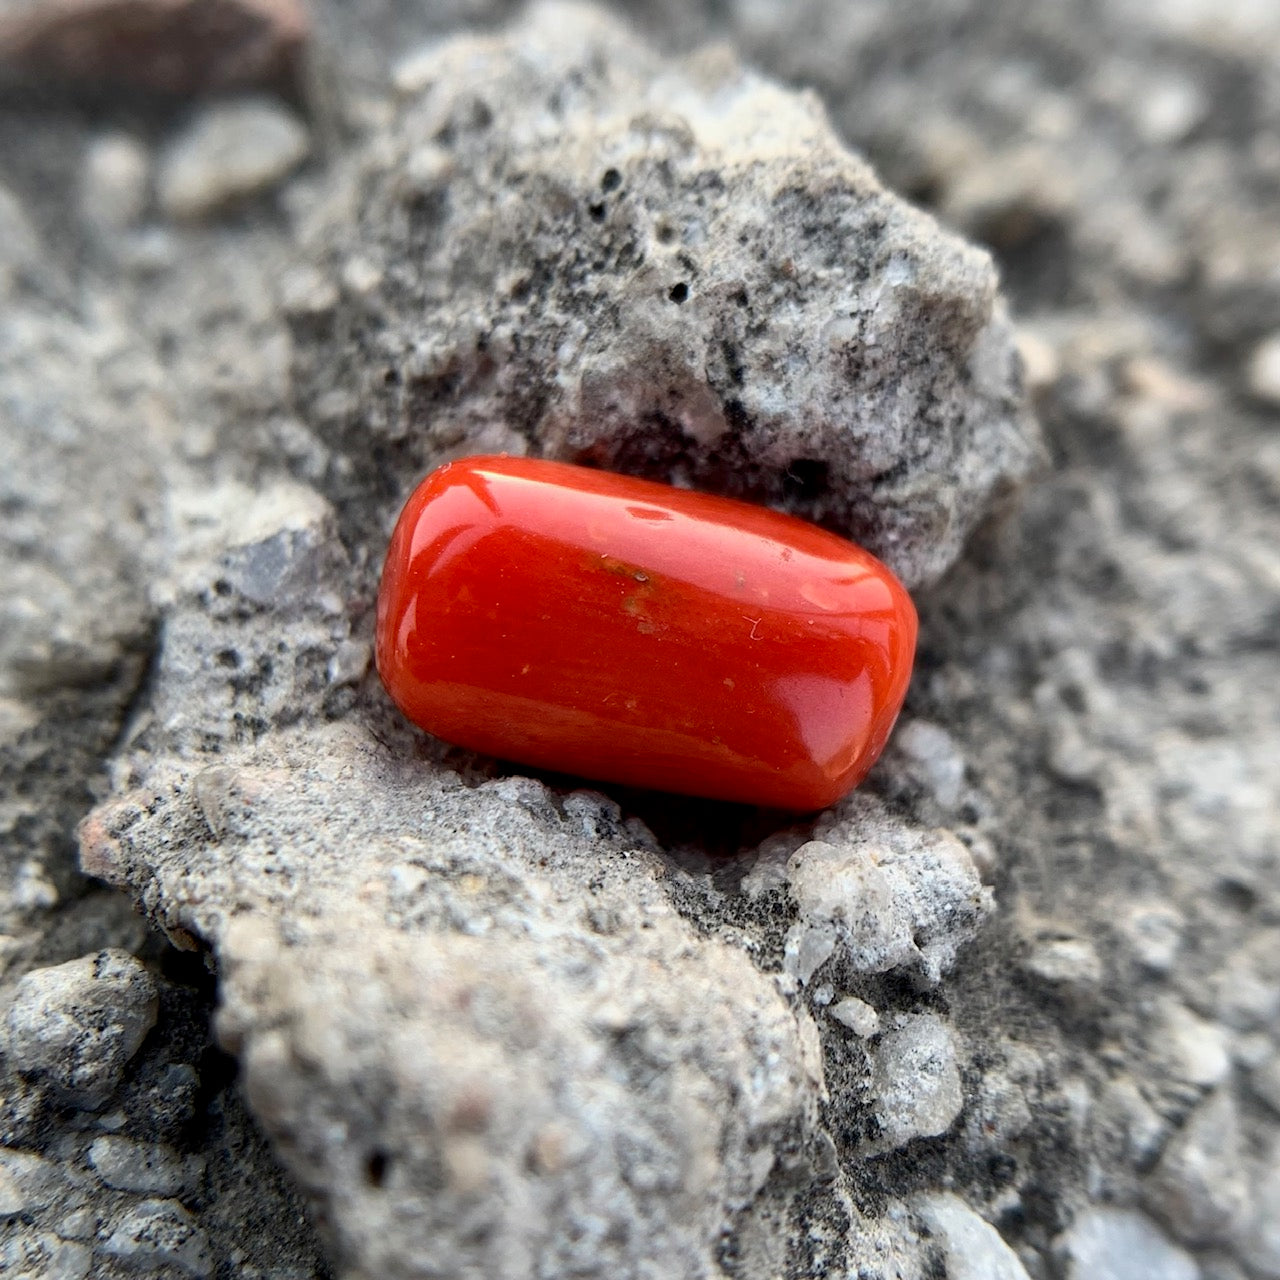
left=2, top=0, right=1265, bottom=1276
left=292, top=0, right=1038, bottom=588
left=84, top=737, right=823, bottom=1279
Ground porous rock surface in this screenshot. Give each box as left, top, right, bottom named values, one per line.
left=291, top=2, right=1039, bottom=589
left=1, top=0, right=1278, bottom=1277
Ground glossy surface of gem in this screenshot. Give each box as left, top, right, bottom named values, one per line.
left=376, top=455, right=917, bottom=810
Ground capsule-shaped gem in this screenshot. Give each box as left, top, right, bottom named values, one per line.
left=376, top=455, right=917, bottom=810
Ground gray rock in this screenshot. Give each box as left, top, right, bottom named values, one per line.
left=829, top=997, right=881, bottom=1038
left=81, top=133, right=150, bottom=233
left=2, top=950, right=157, bottom=1110
left=0, top=198, right=160, bottom=928
left=4, top=0, right=1279, bottom=1276
left=1120, top=903, right=1185, bottom=976
left=1059, top=1208, right=1201, bottom=1280
left=868, top=1015, right=963, bottom=1152
left=0, top=1230, right=91, bottom=1280
left=1019, top=931, right=1104, bottom=995
left=915, top=1193, right=1030, bottom=1280
left=101, top=1198, right=214, bottom=1278
left=157, top=98, right=310, bottom=221
left=1151, top=1000, right=1232, bottom=1090
left=887, top=719, right=967, bottom=810
left=1146, top=1089, right=1251, bottom=1246
left=0, top=1149, right=65, bottom=1217
left=292, top=0, right=1038, bottom=589
left=785, top=810, right=991, bottom=985
left=88, top=1135, right=201, bottom=1196
left=61, top=8, right=1042, bottom=1270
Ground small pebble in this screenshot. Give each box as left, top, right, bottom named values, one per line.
left=1015, top=327, right=1061, bottom=392
left=892, top=719, right=966, bottom=809
left=328, top=639, right=371, bottom=687
left=158, top=98, right=309, bottom=221
left=341, top=255, right=385, bottom=296
left=1155, top=1000, right=1232, bottom=1089
left=0, top=1149, right=64, bottom=1217
left=102, top=1199, right=214, bottom=1279
left=829, top=996, right=881, bottom=1038
left=1022, top=934, right=1103, bottom=992
left=278, top=265, right=339, bottom=317
left=1120, top=902, right=1183, bottom=975
left=1146, top=1088, right=1250, bottom=1245
left=1132, top=75, right=1208, bottom=144
left=869, top=1015, right=963, bottom=1151
left=81, top=133, right=150, bottom=231
left=782, top=921, right=837, bottom=986
left=0, top=1231, right=91, bottom=1280
left=89, top=1134, right=201, bottom=1196
left=1059, top=1207, right=1199, bottom=1280
left=915, top=1193, right=1030, bottom=1280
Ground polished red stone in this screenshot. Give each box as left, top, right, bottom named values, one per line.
left=376, top=455, right=917, bottom=810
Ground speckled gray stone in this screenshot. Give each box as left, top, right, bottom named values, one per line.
left=101, top=1198, right=214, bottom=1278
left=88, top=1135, right=201, bottom=1196
left=868, top=1015, right=964, bottom=1152
left=2, top=951, right=157, bottom=1111
left=84, top=713, right=826, bottom=1279
left=781, top=813, right=990, bottom=986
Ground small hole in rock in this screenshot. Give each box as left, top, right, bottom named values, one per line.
left=600, top=168, right=622, bottom=192
left=366, top=1149, right=390, bottom=1187
left=588, top=201, right=607, bottom=222
left=782, top=458, right=829, bottom=501
left=1217, top=878, right=1258, bottom=913
left=668, top=282, right=689, bottom=304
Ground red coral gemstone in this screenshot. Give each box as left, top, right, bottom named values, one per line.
left=375, top=455, right=917, bottom=810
